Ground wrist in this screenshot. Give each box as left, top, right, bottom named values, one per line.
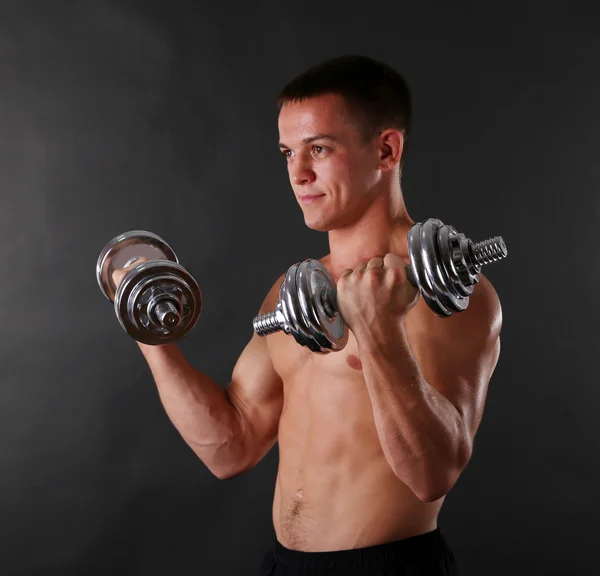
left=353, top=317, right=408, bottom=354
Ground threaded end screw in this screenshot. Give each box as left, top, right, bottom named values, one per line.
left=253, top=310, right=284, bottom=336
left=472, top=236, right=507, bottom=266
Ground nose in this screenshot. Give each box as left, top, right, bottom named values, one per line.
left=290, top=158, right=316, bottom=186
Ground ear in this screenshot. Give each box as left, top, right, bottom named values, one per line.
left=377, top=129, right=404, bottom=171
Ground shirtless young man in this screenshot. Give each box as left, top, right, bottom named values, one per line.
left=114, top=55, right=502, bottom=575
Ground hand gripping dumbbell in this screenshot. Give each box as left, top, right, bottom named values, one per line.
left=96, top=231, right=202, bottom=345
left=252, top=218, right=507, bottom=353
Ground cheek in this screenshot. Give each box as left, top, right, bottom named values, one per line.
left=319, top=158, right=343, bottom=182
left=321, top=157, right=356, bottom=192
left=345, top=153, right=376, bottom=185
left=355, top=157, right=380, bottom=189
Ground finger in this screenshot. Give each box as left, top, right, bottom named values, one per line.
left=112, top=257, right=150, bottom=287
left=112, top=268, right=128, bottom=286
left=339, top=268, right=353, bottom=278
left=383, top=253, right=405, bottom=269
left=354, top=261, right=368, bottom=273
left=365, top=257, right=384, bottom=270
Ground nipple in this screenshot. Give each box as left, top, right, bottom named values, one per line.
left=346, top=354, right=363, bottom=371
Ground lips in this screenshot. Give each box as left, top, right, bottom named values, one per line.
left=299, top=194, right=325, bottom=204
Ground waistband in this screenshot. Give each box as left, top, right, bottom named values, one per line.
left=273, top=528, right=448, bottom=571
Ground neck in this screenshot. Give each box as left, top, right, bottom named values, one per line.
left=326, top=181, right=414, bottom=279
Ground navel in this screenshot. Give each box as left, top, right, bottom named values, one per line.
left=346, top=354, right=362, bottom=371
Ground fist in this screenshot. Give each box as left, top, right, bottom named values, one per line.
left=111, top=257, right=149, bottom=291
left=335, top=253, right=419, bottom=334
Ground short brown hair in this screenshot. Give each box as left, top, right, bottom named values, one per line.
left=276, top=55, right=412, bottom=166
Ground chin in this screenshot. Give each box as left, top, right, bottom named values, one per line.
left=303, top=215, right=337, bottom=232
left=305, top=222, right=331, bottom=232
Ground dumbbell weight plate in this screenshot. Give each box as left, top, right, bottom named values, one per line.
left=280, top=263, right=318, bottom=351
left=408, top=220, right=470, bottom=316
left=421, top=220, right=469, bottom=315
left=96, top=230, right=178, bottom=303
left=296, top=259, right=348, bottom=353
left=437, top=225, right=475, bottom=299
left=449, top=231, right=480, bottom=290
left=408, top=220, right=450, bottom=317
left=114, top=260, right=202, bottom=345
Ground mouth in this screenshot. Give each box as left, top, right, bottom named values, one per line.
left=299, top=194, right=325, bottom=205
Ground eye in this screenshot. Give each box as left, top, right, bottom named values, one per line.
left=281, top=149, right=293, bottom=159
left=312, top=145, right=328, bottom=157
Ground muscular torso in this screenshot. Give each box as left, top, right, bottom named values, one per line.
left=266, top=256, right=444, bottom=552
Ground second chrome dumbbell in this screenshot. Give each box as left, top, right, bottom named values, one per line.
left=96, top=230, right=203, bottom=345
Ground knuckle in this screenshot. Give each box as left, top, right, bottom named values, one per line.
left=390, top=268, right=404, bottom=283
left=337, top=274, right=350, bottom=289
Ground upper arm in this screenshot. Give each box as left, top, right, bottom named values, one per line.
left=410, top=274, right=503, bottom=446
left=225, top=274, right=286, bottom=471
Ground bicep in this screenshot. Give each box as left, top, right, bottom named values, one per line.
left=413, top=275, right=503, bottom=438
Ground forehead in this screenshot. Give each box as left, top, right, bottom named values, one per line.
left=277, top=93, right=356, bottom=142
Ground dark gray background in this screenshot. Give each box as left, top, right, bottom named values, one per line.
left=0, top=1, right=597, bottom=574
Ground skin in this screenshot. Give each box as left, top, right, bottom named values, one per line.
left=113, top=92, right=502, bottom=553
left=241, top=92, right=502, bottom=551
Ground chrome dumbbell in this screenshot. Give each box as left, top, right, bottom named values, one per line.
left=252, top=218, right=507, bottom=353
left=96, top=230, right=202, bottom=345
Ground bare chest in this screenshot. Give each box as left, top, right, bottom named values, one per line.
left=267, top=327, right=367, bottom=393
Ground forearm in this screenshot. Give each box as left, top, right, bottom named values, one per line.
left=355, top=322, right=470, bottom=501
left=137, top=343, right=245, bottom=479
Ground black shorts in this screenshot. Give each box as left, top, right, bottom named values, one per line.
left=258, top=528, right=458, bottom=575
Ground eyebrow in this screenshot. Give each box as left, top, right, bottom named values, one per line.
left=278, top=134, right=339, bottom=149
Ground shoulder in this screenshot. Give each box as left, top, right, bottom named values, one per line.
left=460, top=273, right=503, bottom=341
left=259, top=271, right=286, bottom=314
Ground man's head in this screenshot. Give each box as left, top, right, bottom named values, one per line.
left=276, top=55, right=412, bottom=232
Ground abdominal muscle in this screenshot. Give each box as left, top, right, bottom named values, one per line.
left=270, top=365, right=444, bottom=552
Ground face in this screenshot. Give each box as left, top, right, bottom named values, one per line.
left=277, top=93, right=383, bottom=232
